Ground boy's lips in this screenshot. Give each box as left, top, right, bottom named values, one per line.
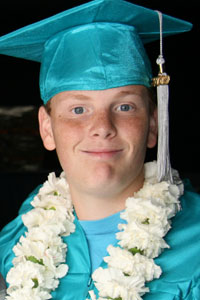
left=81, top=149, right=123, bottom=158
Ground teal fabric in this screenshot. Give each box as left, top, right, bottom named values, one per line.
left=40, top=22, right=152, bottom=103
left=0, top=0, right=192, bottom=103
left=79, top=210, right=126, bottom=272
left=0, top=182, right=200, bottom=299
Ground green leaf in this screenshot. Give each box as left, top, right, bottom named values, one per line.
left=44, top=206, right=56, bottom=211
left=54, top=191, right=59, bottom=196
left=142, top=218, right=150, bottom=225
left=129, top=247, right=144, bottom=255
left=26, top=256, right=44, bottom=265
left=49, top=206, right=56, bottom=210
left=32, top=278, right=39, bottom=288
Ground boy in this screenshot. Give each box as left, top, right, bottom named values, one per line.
left=0, top=1, right=199, bottom=299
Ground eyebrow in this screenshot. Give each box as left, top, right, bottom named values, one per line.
left=115, top=90, right=141, bottom=97
left=60, top=89, right=142, bottom=102
left=64, top=93, right=92, bottom=101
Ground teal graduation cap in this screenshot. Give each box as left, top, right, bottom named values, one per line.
left=0, top=0, right=192, bottom=104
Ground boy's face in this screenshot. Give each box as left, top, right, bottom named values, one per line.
left=39, top=85, right=157, bottom=198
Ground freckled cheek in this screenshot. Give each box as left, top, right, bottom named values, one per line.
left=119, top=117, right=149, bottom=140
left=52, top=120, right=86, bottom=150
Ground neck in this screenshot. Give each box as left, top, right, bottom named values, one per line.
left=69, top=172, right=145, bottom=221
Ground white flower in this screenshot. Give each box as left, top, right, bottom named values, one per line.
left=33, top=194, right=73, bottom=219
left=37, top=172, right=69, bottom=198
left=13, top=230, right=67, bottom=267
left=6, top=260, right=46, bottom=289
left=31, top=172, right=74, bottom=225
left=21, top=226, right=64, bottom=247
left=104, top=246, right=161, bottom=281
left=13, top=235, right=42, bottom=257
left=62, top=219, right=76, bottom=236
left=22, top=207, right=74, bottom=237
left=93, top=267, right=148, bottom=300
left=136, top=182, right=175, bottom=205
left=119, top=197, right=171, bottom=231
left=54, top=264, right=68, bottom=278
left=117, top=221, right=169, bottom=258
left=22, top=208, right=59, bottom=228
left=6, top=286, right=51, bottom=300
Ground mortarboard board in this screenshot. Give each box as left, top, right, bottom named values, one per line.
left=0, top=0, right=192, bottom=104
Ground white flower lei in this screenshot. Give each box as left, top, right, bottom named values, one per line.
left=5, top=161, right=183, bottom=300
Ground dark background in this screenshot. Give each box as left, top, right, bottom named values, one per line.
left=0, top=0, right=199, bottom=229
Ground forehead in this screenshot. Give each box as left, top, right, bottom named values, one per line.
left=50, top=85, right=150, bottom=104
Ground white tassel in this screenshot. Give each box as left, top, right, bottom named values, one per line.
left=157, top=83, right=173, bottom=183
left=153, top=11, right=173, bottom=183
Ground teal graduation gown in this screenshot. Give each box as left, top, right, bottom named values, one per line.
left=0, top=180, right=200, bottom=299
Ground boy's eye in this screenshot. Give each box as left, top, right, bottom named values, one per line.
left=117, top=104, right=133, bottom=111
left=72, top=107, right=86, bottom=114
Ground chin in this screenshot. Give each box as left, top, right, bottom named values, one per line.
left=78, top=168, right=118, bottom=193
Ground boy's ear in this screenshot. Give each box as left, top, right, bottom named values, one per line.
left=147, top=108, right=158, bottom=149
left=38, top=106, right=56, bottom=151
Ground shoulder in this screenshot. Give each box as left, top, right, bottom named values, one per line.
left=165, top=179, right=200, bottom=257
left=180, top=179, right=200, bottom=213
left=147, top=181, right=200, bottom=299
left=170, top=180, right=200, bottom=247
left=0, top=185, right=41, bottom=279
